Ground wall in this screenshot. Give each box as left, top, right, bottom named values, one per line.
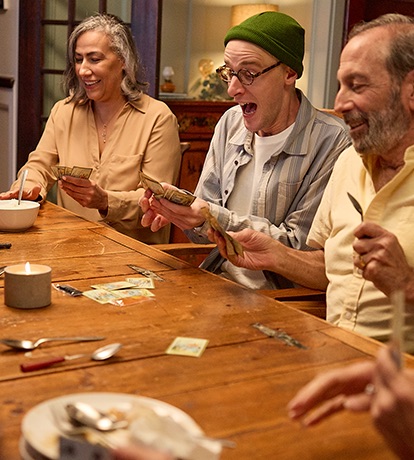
left=0, top=0, right=19, bottom=191
left=160, top=0, right=316, bottom=98
left=308, top=0, right=346, bottom=108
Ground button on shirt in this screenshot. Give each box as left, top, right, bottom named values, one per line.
left=308, top=145, right=414, bottom=352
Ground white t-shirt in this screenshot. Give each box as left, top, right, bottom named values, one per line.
left=223, top=124, right=295, bottom=289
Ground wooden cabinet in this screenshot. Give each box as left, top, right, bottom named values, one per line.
left=163, top=99, right=235, bottom=242
left=165, top=100, right=235, bottom=193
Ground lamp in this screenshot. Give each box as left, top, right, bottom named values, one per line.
left=160, top=66, right=176, bottom=93
left=231, top=3, right=279, bottom=27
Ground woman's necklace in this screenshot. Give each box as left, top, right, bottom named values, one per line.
left=101, top=120, right=110, bottom=144
left=96, top=103, right=124, bottom=144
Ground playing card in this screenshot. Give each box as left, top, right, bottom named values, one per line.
left=51, top=165, right=60, bottom=178
left=58, top=166, right=68, bottom=178
left=64, top=166, right=73, bottom=176
left=139, top=171, right=196, bottom=206
left=71, top=166, right=93, bottom=179
left=109, top=296, right=148, bottom=306
left=112, top=288, right=155, bottom=298
left=91, top=281, right=137, bottom=291
left=139, top=171, right=165, bottom=196
left=125, top=277, right=155, bottom=289
left=162, top=188, right=196, bottom=206
left=51, top=165, right=67, bottom=179
left=51, top=165, right=93, bottom=180
left=200, top=207, right=244, bottom=257
left=166, top=337, right=209, bottom=357
left=82, top=289, right=120, bottom=304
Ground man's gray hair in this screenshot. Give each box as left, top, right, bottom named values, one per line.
left=349, top=13, right=414, bottom=85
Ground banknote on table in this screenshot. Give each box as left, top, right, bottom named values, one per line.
left=139, top=171, right=196, bottom=206
left=90, top=281, right=137, bottom=291
left=200, top=207, right=244, bottom=257
left=125, top=277, right=155, bottom=289
left=82, top=287, right=154, bottom=304
left=51, top=165, right=93, bottom=180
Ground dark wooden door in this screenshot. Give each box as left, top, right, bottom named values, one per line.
left=17, top=0, right=161, bottom=170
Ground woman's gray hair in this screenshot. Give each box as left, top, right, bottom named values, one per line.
left=63, top=13, right=148, bottom=103
left=349, top=13, right=414, bottom=86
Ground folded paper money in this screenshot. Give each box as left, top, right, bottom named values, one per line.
left=139, top=171, right=196, bottom=206
left=51, top=165, right=93, bottom=180
left=201, top=207, right=243, bottom=257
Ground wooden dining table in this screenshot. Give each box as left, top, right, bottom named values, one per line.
left=0, top=202, right=410, bottom=459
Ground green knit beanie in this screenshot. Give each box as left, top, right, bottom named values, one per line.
left=224, top=11, right=305, bottom=78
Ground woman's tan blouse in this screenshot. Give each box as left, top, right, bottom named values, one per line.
left=12, top=94, right=181, bottom=244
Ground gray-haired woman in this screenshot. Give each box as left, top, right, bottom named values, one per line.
left=2, top=14, right=181, bottom=243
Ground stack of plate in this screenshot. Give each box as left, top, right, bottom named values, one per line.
left=19, top=392, right=206, bottom=460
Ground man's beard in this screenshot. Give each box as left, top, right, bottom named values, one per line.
left=345, top=87, right=409, bottom=156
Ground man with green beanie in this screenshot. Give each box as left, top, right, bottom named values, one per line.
left=140, top=11, right=350, bottom=290
left=223, top=10, right=305, bottom=79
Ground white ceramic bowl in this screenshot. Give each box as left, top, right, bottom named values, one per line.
left=0, top=200, right=40, bottom=232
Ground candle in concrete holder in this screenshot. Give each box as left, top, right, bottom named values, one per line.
left=4, top=262, right=52, bottom=309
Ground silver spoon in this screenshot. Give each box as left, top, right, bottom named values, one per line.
left=50, top=403, right=117, bottom=449
left=20, top=342, right=122, bottom=372
left=18, top=169, right=29, bottom=205
left=65, top=401, right=129, bottom=431
left=0, top=336, right=105, bottom=351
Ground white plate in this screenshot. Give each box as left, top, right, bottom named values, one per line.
left=19, top=437, right=44, bottom=460
left=21, top=392, right=203, bottom=460
left=19, top=437, right=35, bottom=460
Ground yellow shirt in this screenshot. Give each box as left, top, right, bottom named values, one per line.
left=308, top=145, right=414, bottom=352
left=12, top=95, right=181, bottom=243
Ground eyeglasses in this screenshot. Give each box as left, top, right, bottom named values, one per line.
left=216, top=61, right=282, bottom=86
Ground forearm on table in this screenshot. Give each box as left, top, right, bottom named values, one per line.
left=268, top=244, right=327, bottom=290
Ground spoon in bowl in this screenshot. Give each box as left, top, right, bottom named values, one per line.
left=20, top=342, right=122, bottom=372
left=18, top=169, right=29, bottom=205
left=0, top=336, right=105, bottom=351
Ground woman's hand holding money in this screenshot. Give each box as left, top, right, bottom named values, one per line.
left=60, top=176, right=108, bottom=213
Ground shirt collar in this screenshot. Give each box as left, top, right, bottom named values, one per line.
left=128, top=94, right=149, bottom=113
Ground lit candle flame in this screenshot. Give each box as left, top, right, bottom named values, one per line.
left=25, top=262, right=31, bottom=274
